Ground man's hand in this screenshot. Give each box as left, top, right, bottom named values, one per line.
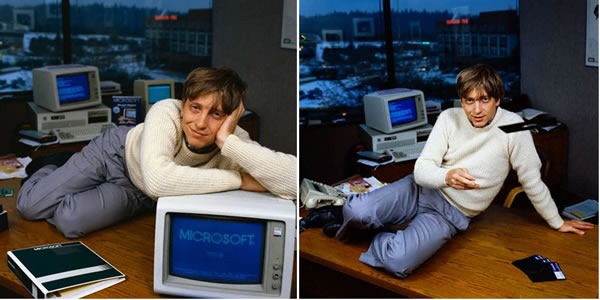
left=558, top=219, right=595, bottom=235
left=216, top=102, right=245, bottom=148
left=240, top=172, right=267, bottom=193
left=445, top=168, right=480, bottom=190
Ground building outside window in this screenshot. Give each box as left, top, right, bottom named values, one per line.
left=300, top=0, right=520, bottom=126
left=0, top=0, right=212, bottom=95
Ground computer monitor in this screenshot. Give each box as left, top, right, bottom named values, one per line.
left=32, top=64, right=102, bottom=112
left=133, top=79, right=175, bottom=113
left=363, top=88, right=428, bottom=134
left=124, top=108, right=137, bottom=119
left=153, top=190, right=296, bottom=298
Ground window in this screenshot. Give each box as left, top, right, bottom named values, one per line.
left=299, top=1, right=388, bottom=125
left=0, top=0, right=212, bottom=96
left=300, top=0, right=520, bottom=126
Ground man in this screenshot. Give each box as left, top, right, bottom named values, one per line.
left=335, top=64, right=593, bottom=278
left=17, top=67, right=297, bottom=238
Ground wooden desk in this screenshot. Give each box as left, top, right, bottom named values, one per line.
left=299, top=203, right=598, bottom=298
left=0, top=178, right=296, bottom=298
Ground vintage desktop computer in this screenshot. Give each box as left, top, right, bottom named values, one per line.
left=28, top=102, right=112, bottom=132
left=153, top=190, right=296, bottom=298
left=359, top=123, right=432, bottom=153
left=360, top=88, right=433, bottom=162
left=32, top=64, right=103, bottom=112
left=363, top=88, right=428, bottom=134
left=133, top=79, right=175, bottom=113
left=28, top=64, right=114, bottom=143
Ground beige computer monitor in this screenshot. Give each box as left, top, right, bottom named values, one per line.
left=133, top=79, right=175, bottom=113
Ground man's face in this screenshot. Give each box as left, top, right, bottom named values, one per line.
left=180, top=93, right=227, bottom=149
left=461, top=87, right=500, bottom=128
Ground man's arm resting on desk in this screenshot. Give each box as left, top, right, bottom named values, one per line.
left=558, top=220, right=595, bottom=235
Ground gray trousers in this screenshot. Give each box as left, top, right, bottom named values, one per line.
left=17, top=126, right=153, bottom=238
left=336, top=174, right=470, bottom=278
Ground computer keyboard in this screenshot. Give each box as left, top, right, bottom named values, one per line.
left=52, top=123, right=117, bottom=144
left=386, top=142, right=426, bottom=162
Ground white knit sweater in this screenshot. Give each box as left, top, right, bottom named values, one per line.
left=124, top=99, right=297, bottom=200
left=414, top=107, right=563, bottom=229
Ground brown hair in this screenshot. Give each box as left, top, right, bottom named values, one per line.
left=181, top=67, right=247, bottom=114
left=456, top=64, right=504, bottom=100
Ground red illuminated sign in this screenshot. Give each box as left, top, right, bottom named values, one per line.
left=154, top=15, right=178, bottom=21
left=445, top=18, right=469, bottom=25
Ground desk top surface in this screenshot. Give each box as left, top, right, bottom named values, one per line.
left=0, top=178, right=162, bottom=298
left=300, top=203, right=598, bottom=298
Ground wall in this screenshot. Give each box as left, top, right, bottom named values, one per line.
left=300, top=124, right=363, bottom=184
left=0, top=99, right=31, bottom=156
left=212, top=0, right=297, bottom=155
left=521, top=0, right=599, bottom=199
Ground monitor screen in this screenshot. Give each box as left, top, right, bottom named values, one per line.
left=124, top=108, right=137, bottom=119
left=148, top=85, right=172, bottom=104
left=388, top=97, right=417, bottom=126
left=33, top=65, right=102, bottom=112
left=56, top=72, right=91, bottom=104
left=154, top=191, right=296, bottom=298
left=363, top=88, right=427, bottom=134
left=169, top=214, right=266, bottom=284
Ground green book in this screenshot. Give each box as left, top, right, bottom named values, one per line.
left=7, top=241, right=125, bottom=298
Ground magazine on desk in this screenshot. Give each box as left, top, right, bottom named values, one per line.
left=7, top=241, right=125, bottom=298
left=0, top=156, right=31, bottom=179
left=335, top=176, right=386, bottom=195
